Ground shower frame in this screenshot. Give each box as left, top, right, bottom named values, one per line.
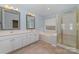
left=57, top=8, right=79, bottom=52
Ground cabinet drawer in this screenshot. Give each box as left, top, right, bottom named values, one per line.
left=0, top=36, right=11, bottom=41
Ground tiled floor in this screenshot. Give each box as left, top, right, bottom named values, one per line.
left=11, top=40, right=76, bottom=54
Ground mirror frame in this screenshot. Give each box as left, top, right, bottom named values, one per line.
left=0, top=7, right=2, bottom=30
left=26, top=14, right=35, bottom=29
left=0, top=7, right=20, bottom=30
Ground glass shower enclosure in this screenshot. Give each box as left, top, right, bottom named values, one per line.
left=57, top=8, right=79, bottom=52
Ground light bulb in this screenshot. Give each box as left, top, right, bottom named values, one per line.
left=4, top=5, right=9, bottom=9
left=15, top=8, right=19, bottom=11
left=48, top=8, right=50, bottom=10
left=10, top=6, right=14, bottom=9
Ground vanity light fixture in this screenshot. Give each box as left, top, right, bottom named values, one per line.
left=28, top=12, right=32, bottom=15
left=9, top=6, right=14, bottom=9
left=28, top=12, right=35, bottom=16
left=14, top=8, right=19, bottom=11
left=4, top=5, right=19, bottom=11
left=4, top=5, right=10, bottom=9
left=31, top=14, right=35, bottom=16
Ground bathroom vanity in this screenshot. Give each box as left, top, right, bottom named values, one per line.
left=0, top=7, right=39, bottom=54
left=0, top=30, right=39, bottom=53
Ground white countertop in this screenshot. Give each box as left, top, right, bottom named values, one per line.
left=0, top=30, right=38, bottom=37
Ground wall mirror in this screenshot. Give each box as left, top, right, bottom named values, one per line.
left=0, top=8, right=2, bottom=30
left=26, top=15, right=35, bottom=29
left=0, top=7, right=20, bottom=30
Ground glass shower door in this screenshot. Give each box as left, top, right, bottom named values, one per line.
left=76, top=10, right=79, bottom=49
left=62, top=12, right=76, bottom=48
left=57, top=15, right=63, bottom=44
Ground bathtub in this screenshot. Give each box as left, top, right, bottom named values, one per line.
left=39, top=32, right=57, bottom=47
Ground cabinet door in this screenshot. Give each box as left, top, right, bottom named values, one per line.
left=34, top=32, right=39, bottom=41
left=11, top=37, right=22, bottom=50
left=28, top=33, right=34, bottom=43
left=30, top=33, right=38, bottom=42
left=28, top=32, right=39, bottom=43
left=0, top=39, right=12, bottom=54
left=22, top=34, right=29, bottom=47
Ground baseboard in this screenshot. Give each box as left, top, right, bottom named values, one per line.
left=51, top=44, right=57, bottom=47
left=57, top=44, right=79, bottom=53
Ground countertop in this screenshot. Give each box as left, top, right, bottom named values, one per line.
left=0, top=30, right=38, bottom=37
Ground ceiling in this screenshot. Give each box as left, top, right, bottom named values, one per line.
left=26, top=4, right=77, bottom=16
left=0, top=4, right=78, bottom=18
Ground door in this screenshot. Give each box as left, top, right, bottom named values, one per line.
left=76, top=10, right=79, bottom=49
left=57, top=15, right=63, bottom=44
left=61, top=11, right=76, bottom=48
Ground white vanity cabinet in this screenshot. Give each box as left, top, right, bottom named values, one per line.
left=0, top=37, right=12, bottom=53
left=10, top=35, right=23, bottom=50
left=0, top=30, right=39, bottom=54
left=28, top=32, right=39, bottom=44
left=21, top=33, right=29, bottom=47
left=28, top=32, right=34, bottom=43
left=33, top=32, right=39, bottom=42
left=22, top=32, right=39, bottom=47
left=0, top=35, right=23, bottom=53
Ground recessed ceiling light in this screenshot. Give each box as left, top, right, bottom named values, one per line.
left=48, top=8, right=50, bottom=10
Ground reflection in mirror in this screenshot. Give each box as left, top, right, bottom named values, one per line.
left=0, top=7, right=20, bottom=30
left=26, top=15, right=35, bottom=29
left=13, top=20, right=19, bottom=29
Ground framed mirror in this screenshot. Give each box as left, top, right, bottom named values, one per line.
left=0, top=7, right=2, bottom=30
left=26, top=15, right=35, bottom=29
left=0, top=7, right=20, bottom=30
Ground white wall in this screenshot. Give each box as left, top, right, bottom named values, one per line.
left=35, top=16, right=45, bottom=32
left=45, top=17, right=56, bottom=26
left=44, top=16, right=57, bottom=32
left=40, top=16, right=57, bottom=46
